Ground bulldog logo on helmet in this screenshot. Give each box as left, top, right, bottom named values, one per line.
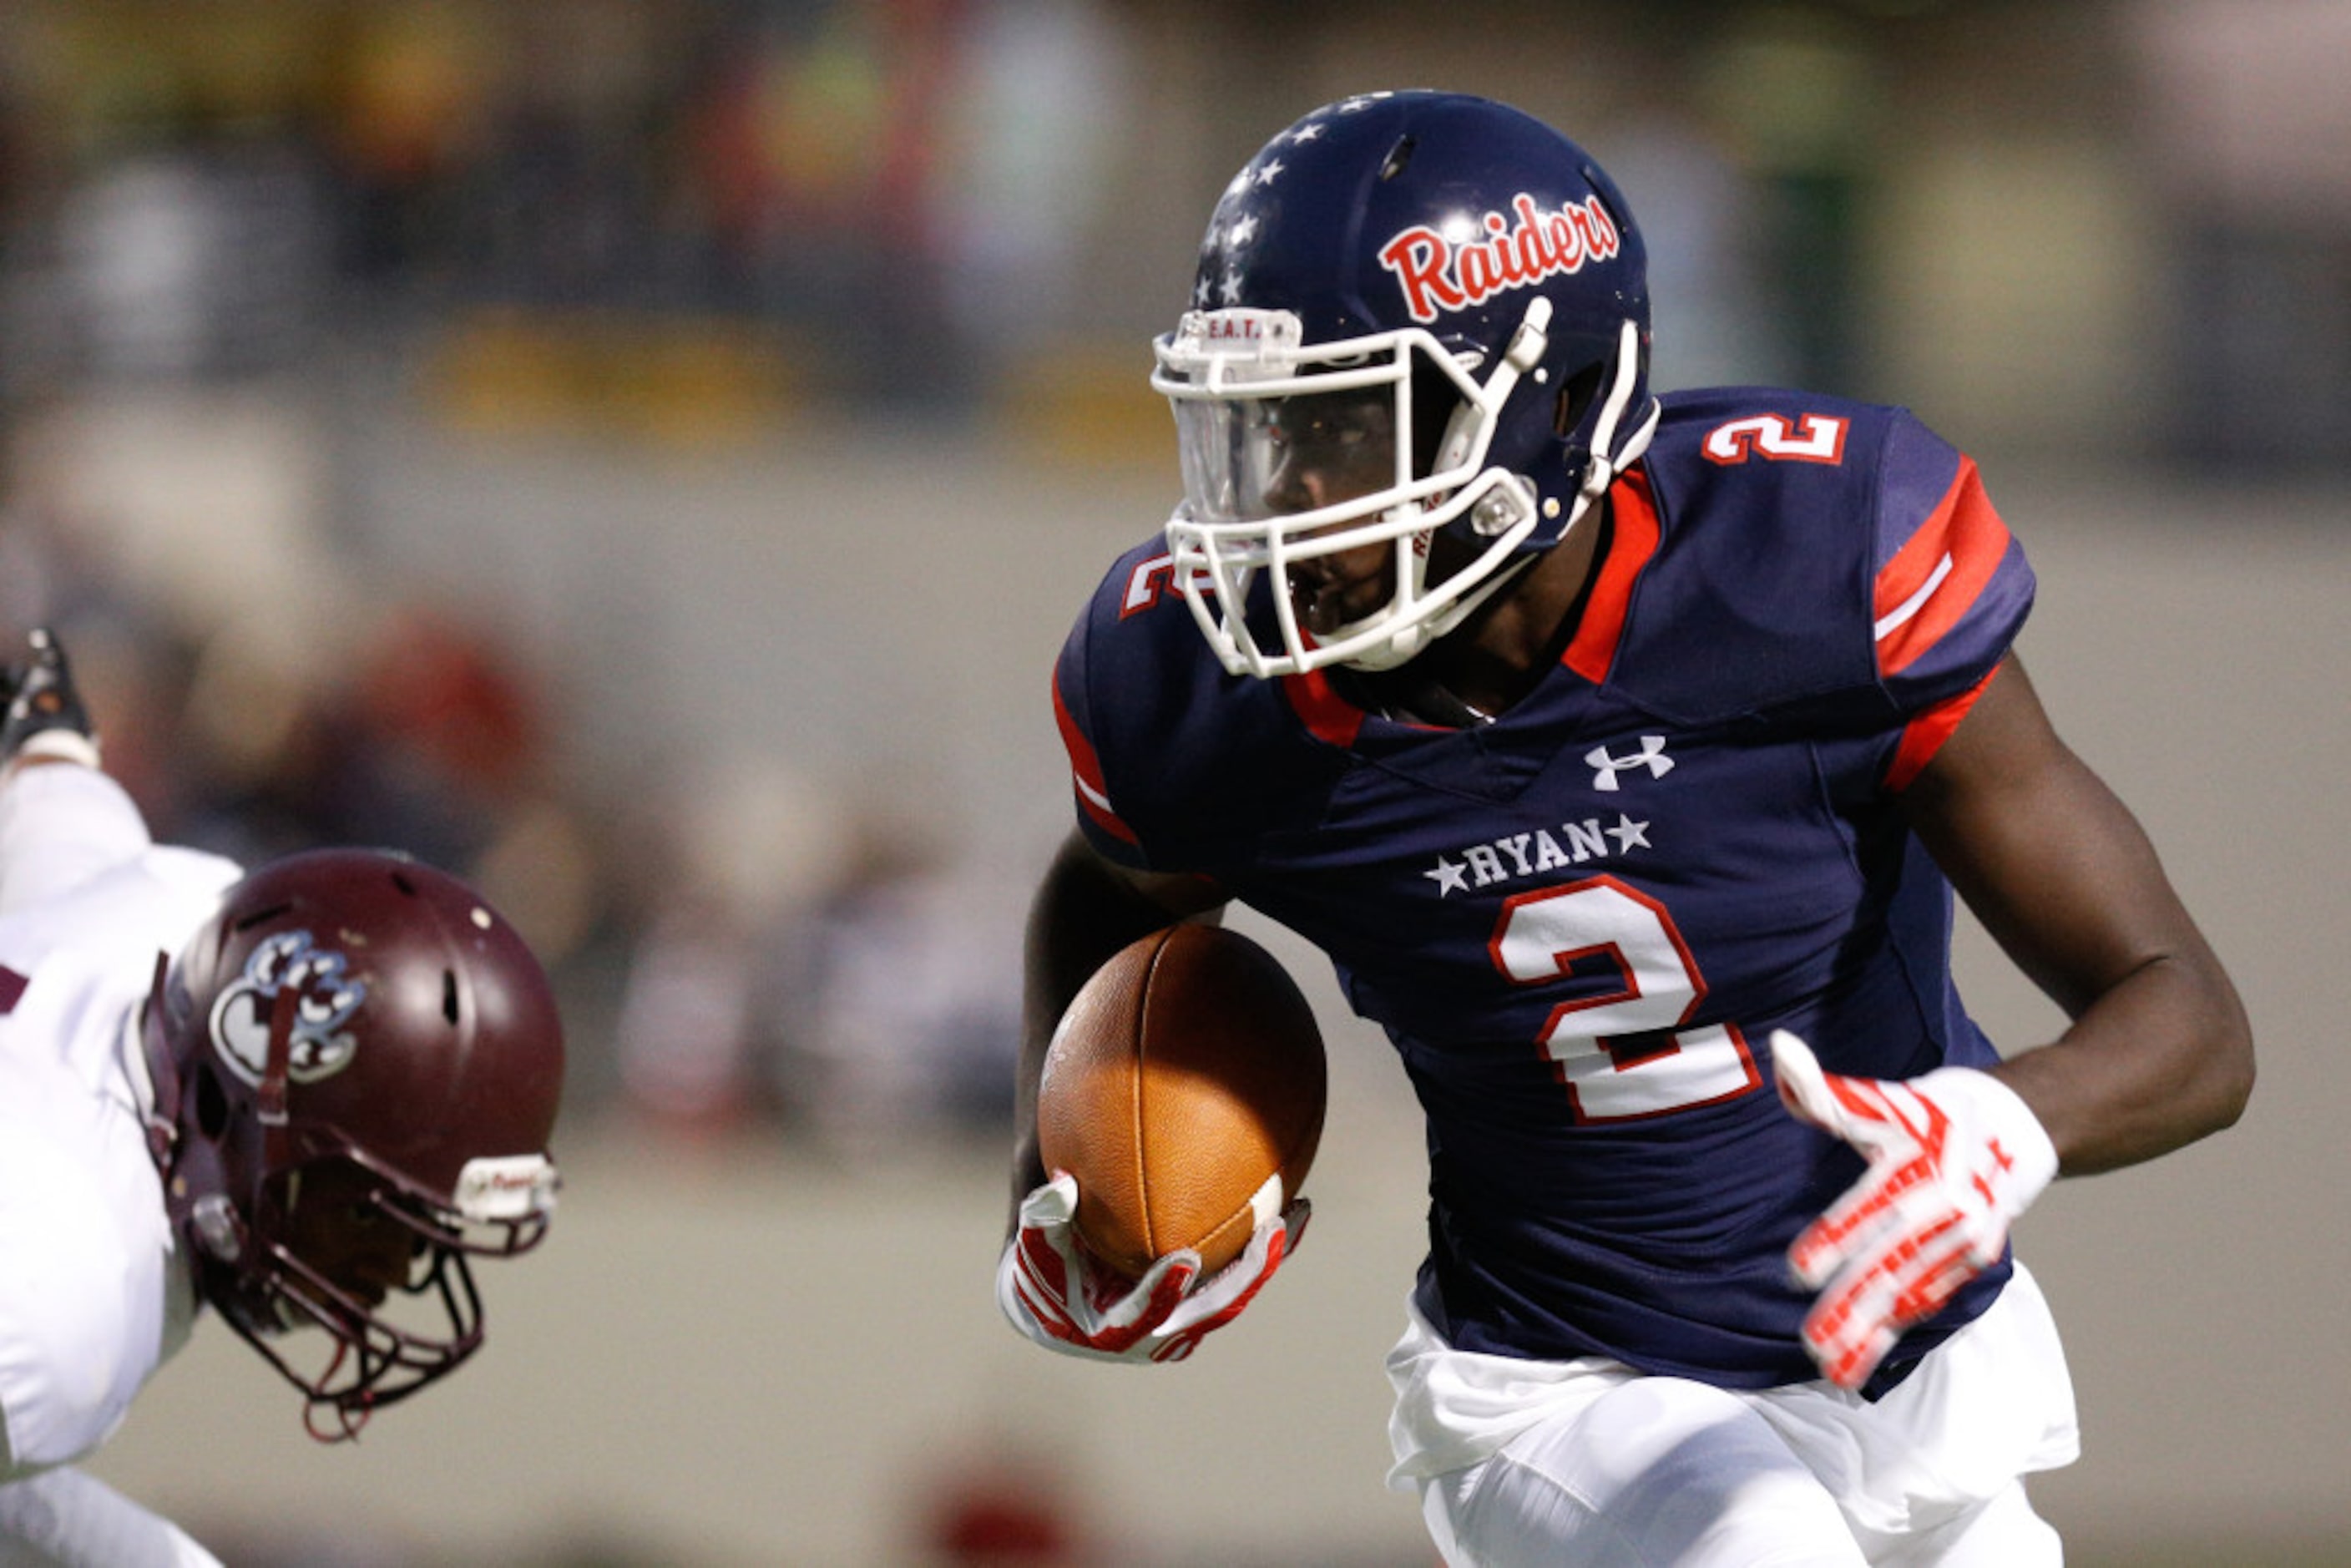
left=210, top=929, right=368, bottom=1086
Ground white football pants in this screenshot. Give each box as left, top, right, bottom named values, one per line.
left=1391, top=1265, right=2077, bottom=1567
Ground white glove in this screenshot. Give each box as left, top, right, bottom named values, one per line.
left=1771, top=1029, right=2058, bottom=1390
left=996, top=1171, right=1307, bottom=1363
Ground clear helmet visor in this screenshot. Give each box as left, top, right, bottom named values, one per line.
left=1170, top=379, right=1408, bottom=529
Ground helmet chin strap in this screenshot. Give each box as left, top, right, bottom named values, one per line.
left=138, top=953, right=182, bottom=1172
left=258, top=981, right=299, bottom=1171
left=1578, top=318, right=1661, bottom=506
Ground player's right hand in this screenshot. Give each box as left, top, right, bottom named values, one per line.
left=995, top=1171, right=1307, bottom=1364
left=1771, top=1029, right=2057, bottom=1391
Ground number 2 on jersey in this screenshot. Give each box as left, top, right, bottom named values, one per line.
left=1490, top=877, right=1761, bottom=1123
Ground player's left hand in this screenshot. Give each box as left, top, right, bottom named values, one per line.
left=995, top=1171, right=1307, bottom=1364
left=1770, top=1029, right=2058, bottom=1390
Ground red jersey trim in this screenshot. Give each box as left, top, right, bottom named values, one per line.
left=1885, top=662, right=2000, bottom=792
left=1279, top=668, right=1368, bottom=748
left=1873, top=457, right=2011, bottom=679
left=1052, top=667, right=1139, bottom=845
left=1563, top=468, right=1662, bottom=684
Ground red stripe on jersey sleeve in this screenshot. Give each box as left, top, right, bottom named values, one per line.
left=1052, top=667, right=1139, bottom=846
left=1885, top=662, right=2000, bottom=791
left=1873, top=457, right=2011, bottom=678
left=1563, top=467, right=1662, bottom=685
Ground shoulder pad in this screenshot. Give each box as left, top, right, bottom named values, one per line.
left=1596, top=392, right=2029, bottom=727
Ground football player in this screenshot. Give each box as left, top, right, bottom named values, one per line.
left=997, top=92, right=2252, bottom=1565
left=0, top=628, right=564, bottom=1566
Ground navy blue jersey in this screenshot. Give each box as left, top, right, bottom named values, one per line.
left=1050, top=389, right=2035, bottom=1391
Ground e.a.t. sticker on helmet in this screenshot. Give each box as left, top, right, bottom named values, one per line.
left=210, top=929, right=367, bottom=1085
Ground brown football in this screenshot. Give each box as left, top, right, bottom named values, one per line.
left=1036, top=922, right=1327, bottom=1280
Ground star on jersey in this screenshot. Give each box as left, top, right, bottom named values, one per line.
left=1424, top=813, right=1652, bottom=897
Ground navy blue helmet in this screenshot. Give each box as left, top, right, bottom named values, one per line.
left=1153, top=91, right=1657, bottom=675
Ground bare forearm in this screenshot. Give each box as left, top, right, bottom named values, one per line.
left=1903, top=657, right=2252, bottom=1179
left=1990, top=944, right=2252, bottom=1176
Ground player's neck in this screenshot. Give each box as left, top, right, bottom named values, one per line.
left=1418, top=503, right=1610, bottom=718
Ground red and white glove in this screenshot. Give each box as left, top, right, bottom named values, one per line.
left=996, top=1171, right=1307, bottom=1363
left=1771, top=1029, right=2058, bottom=1391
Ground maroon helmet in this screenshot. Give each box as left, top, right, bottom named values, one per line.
left=142, top=848, right=564, bottom=1438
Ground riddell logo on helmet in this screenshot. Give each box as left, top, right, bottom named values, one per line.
left=1377, top=193, right=1620, bottom=324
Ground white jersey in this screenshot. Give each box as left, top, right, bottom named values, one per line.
left=0, top=765, right=240, bottom=1478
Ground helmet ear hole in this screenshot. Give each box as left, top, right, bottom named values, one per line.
left=1410, top=366, right=1468, bottom=477
left=1555, top=363, right=1606, bottom=439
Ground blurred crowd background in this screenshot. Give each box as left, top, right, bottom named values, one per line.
left=2, top=1, right=2347, bottom=1564
left=5, top=0, right=2346, bottom=1153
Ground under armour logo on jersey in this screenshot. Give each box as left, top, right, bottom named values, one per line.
left=1586, top=736, right=1674, bottom=792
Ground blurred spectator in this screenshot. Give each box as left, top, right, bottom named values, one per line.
left=611, top=889, right=778, bottom=1139
left=610, top=759, right=848, bottom=1140
left=52, top=130, right=326, bottom=383
left=931, top=0, right=1129, bottom=362
left=1692, top=8, right=1883, bottom=396
left=2131, top=0, right=2351, bottom=468
left=786, top=810, right=1023, bottom=1160
left=608, top=754, right=1023, bottom=1155
left=685, top=0, right=965, bottom=402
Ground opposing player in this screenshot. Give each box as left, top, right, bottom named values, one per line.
left=996, top=92, right=2251, bottom=1564
left=0, top=628, right=565, bottom=1566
